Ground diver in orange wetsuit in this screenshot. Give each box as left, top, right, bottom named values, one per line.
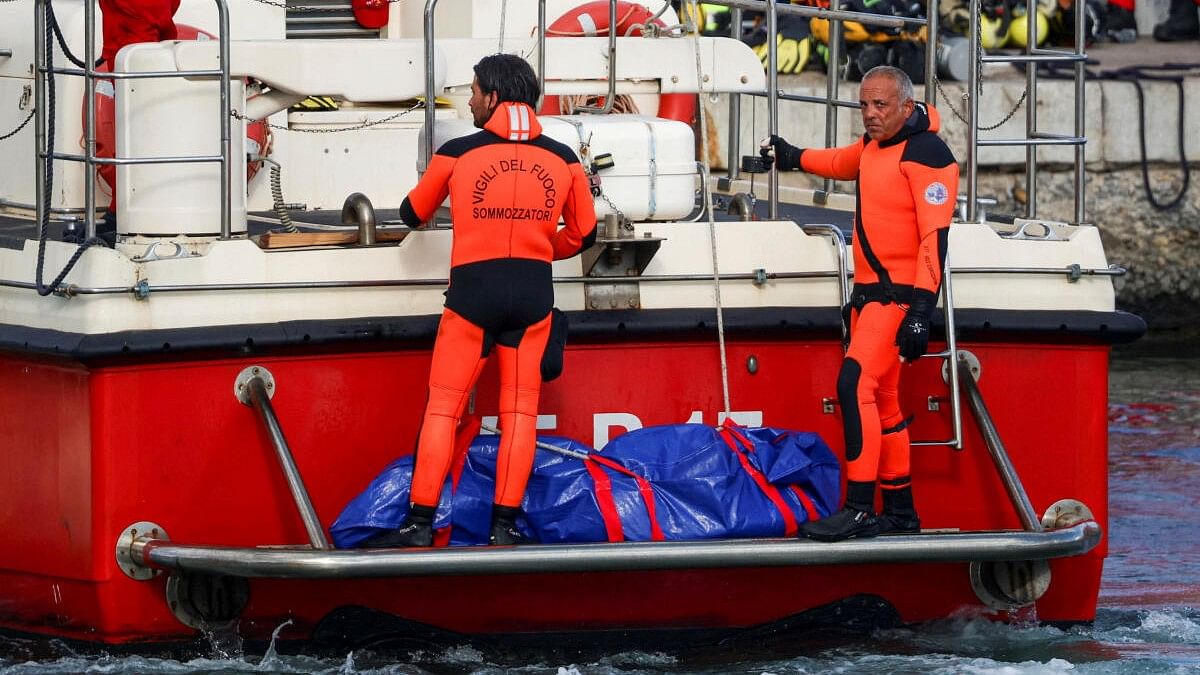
left=368, top=54, right=596, bottom=548
left=762, top=65, right=959, bottom=542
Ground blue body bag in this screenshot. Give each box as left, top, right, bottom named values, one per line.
left=330, top=424, right=841, bottom=548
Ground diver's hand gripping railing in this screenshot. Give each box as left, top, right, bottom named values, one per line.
left=235, top=366, right=330, bottom=550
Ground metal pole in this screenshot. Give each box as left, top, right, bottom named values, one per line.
left=216, top=0, right=231, bottom=239
left=576, top=0, right=618, bottom=114
left=942, top=270, right=962, bottom=449
left=801, top=224, right=850, bottom=345
left=34, top=0, right=46, bottom=236
left=767, top=0, right=778, bottom=218
left=1073, top=0, right=1086, bottom=225
left=966, top=0, right=980, bottom=223
left=726, top=6, right=743, bottom=180
left=245, top=377, right=330, bottom=549
left=537, top=0, right=546, bottom=111
left=924, top=0, right=938, bottom=105
left=823, top=0, right=842, bottom=197
left=83, top=0, right=96, bottom=239
left=423, top=0, right=439, bottom=171
left=718, top=0, right=914, bottom=29
left=958, top=360, right=1044, bottom=532
left=1024, top=0, right=1038, bottom=219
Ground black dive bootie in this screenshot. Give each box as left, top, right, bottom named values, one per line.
left=879, top=483, right=921, bottom=535
left=1154, top=0, right=1200, bottom=41
left=363, top=503, right=435, bottom=548
left=801, top=480, right=880, bottom=542
left=489, top=504, right=526, bottom=545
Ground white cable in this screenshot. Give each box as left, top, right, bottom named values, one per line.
left=688, top=0, right=731, bottom=419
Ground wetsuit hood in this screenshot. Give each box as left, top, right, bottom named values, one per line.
left=878, top=102, right=940, bottom=148
left=483, top=102, right=543, bottom=141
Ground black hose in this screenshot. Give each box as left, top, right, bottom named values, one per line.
left=1112, top=65, right=1193, bottom=212
left=1035, top=60, right=1198, bottom=212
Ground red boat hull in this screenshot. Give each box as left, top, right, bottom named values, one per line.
left=0, top=337, right=1109, bottom=644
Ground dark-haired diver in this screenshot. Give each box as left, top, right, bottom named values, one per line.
left=368, top=54, right=596, bottom=547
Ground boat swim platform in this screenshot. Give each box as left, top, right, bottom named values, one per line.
left=709, top=37, right=1200, bottom=170
left=120, top=522, right=1101, bottom=580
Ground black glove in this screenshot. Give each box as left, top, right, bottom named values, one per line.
left=895, top=289, right=938, bottom=362
left=759, top=134, right=803, bottom=171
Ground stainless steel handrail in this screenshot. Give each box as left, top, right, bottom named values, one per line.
left=977, top=137, right=1086, bottom=147
left=423, top=0, right=439, bottom=170
left=767, top=0, right=779, bottom=218
left=923, top=0, right=937, bottom=105
left=51, top=152, right=224, bottom=165
left=910, top=267, right=964, bottom=450
left=2, top=263, right=1124, bottom=297
left=573, top=0, right=618, bottom=114
left=716, top=0, right=919, bottom=29
left=980, top=54, right=1087, bottom=64
left=537, top=0, right=546, bottom=110
left=725, top=5, right=743, bottom=180
left=242, top=375, right=330, bottom=549
left=35, top=0, right=233, bottom=240
left=128, top=521, right=1100, bottom=579
left=965, top=0, right=1087, bottom=225
left=800, top=223, right=850, bottom=344
left=822, top=0, right=842, bottom=199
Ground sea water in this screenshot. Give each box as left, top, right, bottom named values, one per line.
left=2, top=343, right=1197, bottom=674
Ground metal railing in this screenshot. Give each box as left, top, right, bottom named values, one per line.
left=238, top=368, right=330, bottom=549
left=964, top=0, right=1088, bottom=225
left=126, top=521, right=1101, bottom=579
left=35, top=0, right=234, bottom=240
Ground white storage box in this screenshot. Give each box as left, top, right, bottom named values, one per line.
left=425, top=114, right=697, bottom=222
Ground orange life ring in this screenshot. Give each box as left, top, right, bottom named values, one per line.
left=87, top=24, right=271, bottom=200
left=538, top=1, right=697, bottom=125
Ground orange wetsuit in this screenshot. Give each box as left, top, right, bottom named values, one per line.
left=399, top=101, right=596, bottom=510
left=793, top=103, right=957, bottom=508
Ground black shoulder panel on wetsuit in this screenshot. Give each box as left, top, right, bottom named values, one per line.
left=435, top=131, right=495, bottom=158
left=527, top=134, right=582, bottom=166
left=900, top=132, right=956, bottom=169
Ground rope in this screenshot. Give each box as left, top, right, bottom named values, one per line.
left=688, top=0, right=731, bottom=419
left=48, top=2, right=99, bottom=69
left=36, top=0, right=108, bottom=298
left=0, top=109, right=35, bottom=141
left=230, top=99, right=423, bottom=132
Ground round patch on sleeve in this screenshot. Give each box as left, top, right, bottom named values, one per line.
left=924, top=182, right=949, bottom=205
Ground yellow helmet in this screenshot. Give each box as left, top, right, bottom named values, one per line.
left=1007, top=10, right=1050, bottom=47
left=979, top=14, right=1009, bottom=49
